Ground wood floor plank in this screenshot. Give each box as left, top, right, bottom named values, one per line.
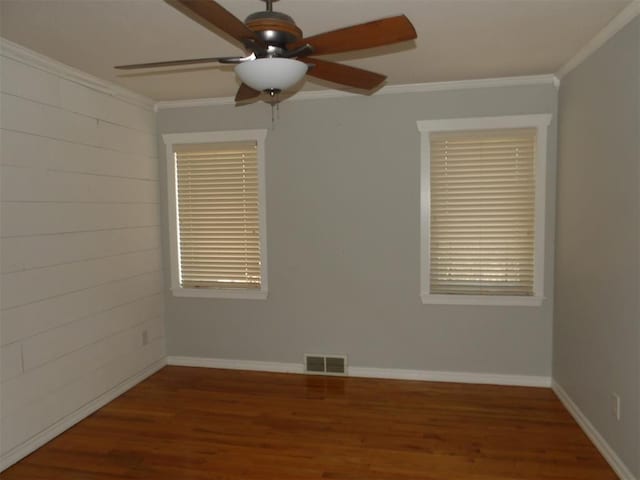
left=1, top=366, right=617, bottom=479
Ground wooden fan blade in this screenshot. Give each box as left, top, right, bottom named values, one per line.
left=115, top=56, right=244, bottom=70
left=235, top=83, right=261, bottom=102
left=170, top=0, right=264, bottom=48
left=301, top=57, right=386, bottom=91
left=289, top=15, right=416, bottom=56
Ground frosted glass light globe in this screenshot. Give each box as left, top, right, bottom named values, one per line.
left=235, top=58, right=307, bottom=92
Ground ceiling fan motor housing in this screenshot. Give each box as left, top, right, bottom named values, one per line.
left=245, top=10, right=303, bottom=52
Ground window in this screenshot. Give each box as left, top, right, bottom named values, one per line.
left=163, top=130, right=268, bottom=299
left=417, top=115, right=551, bottom=306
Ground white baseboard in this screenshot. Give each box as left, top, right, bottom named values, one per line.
left=168, top=356, right=304, bottom=374
left=348, top=366, right=551, bottom=387
left=552, top=380, right=637, bottom=480
left=167, top=356, right=551, bottom=387
left=0, top=358, right=167, bottom=472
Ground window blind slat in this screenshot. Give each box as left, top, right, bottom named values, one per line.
left=430, top=128, right=536, bottom=296
left=175, top=140, right=262, bottom=290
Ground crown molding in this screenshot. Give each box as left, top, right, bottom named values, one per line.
left=154, top=74, right=559, bottom=111
left=0, top=36, right=560, bottom=113
left=556, top=0, right=640, bottom=79
left=0, top=37, right=155, bottom=111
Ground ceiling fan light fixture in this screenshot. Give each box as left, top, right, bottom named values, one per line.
left=235, top=58, right=307, bottom=93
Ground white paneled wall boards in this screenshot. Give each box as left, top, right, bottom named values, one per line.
left=0, top=39, right=165, bottom=471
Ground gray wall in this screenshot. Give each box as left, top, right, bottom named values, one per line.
left=158, top=82, right=557, bottom=377
left=554, top=18, right=640, bottom=477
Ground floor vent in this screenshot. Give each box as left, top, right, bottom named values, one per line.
left=304, top=354, right=347, bottom=376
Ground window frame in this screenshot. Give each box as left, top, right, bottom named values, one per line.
left=163, top=129, right=268, bottom=300
left=417, top=114, right=552, bottom=307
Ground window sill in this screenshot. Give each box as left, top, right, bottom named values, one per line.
left=421, top=293, right=544, bottom=307
left=172, top=287, right=268, bottom=300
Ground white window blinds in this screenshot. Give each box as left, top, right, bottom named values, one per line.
left=174, top=141, right=261, bottom=290
left=429, top=128, right=536, bottom=296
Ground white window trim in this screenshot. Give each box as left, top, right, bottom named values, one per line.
left=163, top=129, right=269, bottom=300
left=417, top=114, right=552, bottom=307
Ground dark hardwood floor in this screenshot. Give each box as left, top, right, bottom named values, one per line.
left=1, top=366, right=617, bottom=479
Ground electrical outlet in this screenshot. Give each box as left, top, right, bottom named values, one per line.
left=142, top=329, right=149, bottom=346
left=611, top=393, right=621, bottom=421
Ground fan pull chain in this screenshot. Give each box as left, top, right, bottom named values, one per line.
left=270, top=102, right=281, bottom=127
left=269, top=91, right=281, bottom=128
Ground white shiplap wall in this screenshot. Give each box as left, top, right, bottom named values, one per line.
left=0, top=40, right=166, bottom=469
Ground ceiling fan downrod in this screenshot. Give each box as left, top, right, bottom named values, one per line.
left=262, top=0, right=274, bottom=12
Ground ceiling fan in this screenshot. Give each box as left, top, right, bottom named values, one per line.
left=115, top=0, right=417, bottom=103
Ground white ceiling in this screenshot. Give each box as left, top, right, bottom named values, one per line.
left=0, top=0, right=631, bottom=101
